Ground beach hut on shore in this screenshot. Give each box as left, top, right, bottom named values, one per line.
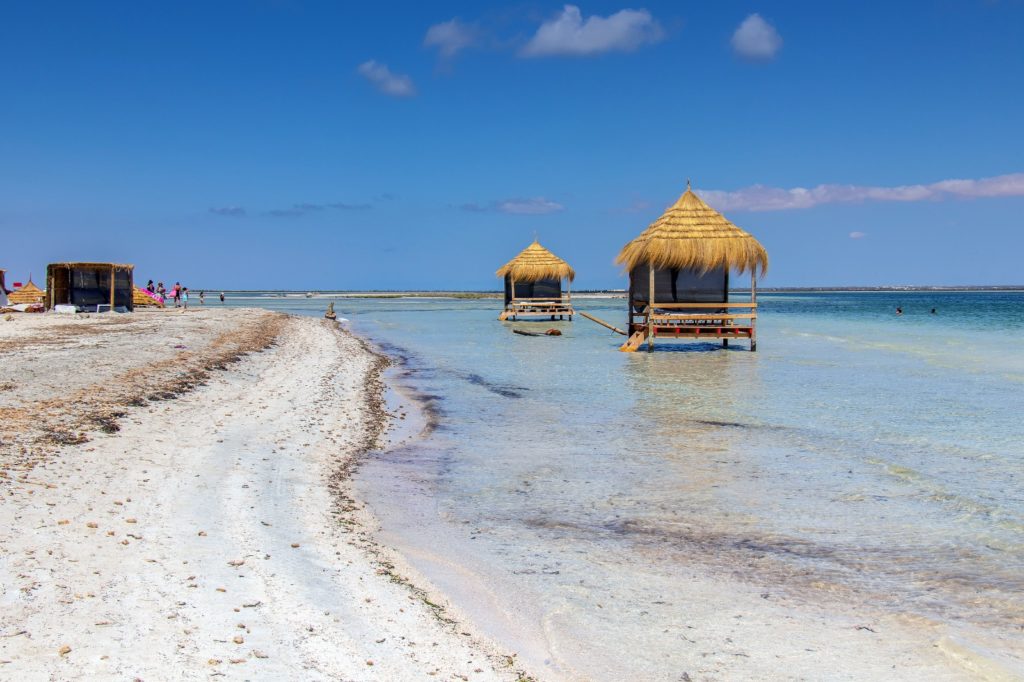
left=8, top=277, right=45, bottom=305
left=496, top=240, right=575, bottom=321
left=45, top=262, right=135, bottom=312
left=615, top=182, right=767, bottom=352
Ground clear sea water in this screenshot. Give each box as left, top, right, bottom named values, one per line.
left=223, top=292, right=1024, bottom=679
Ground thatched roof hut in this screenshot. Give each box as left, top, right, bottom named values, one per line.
left=8, top=278, right=45, bottom=305
left=46, top=262, right=135, bottom=312
left=496, top=240, right=576, bottom=283
left=616, top=183, right=767, bottom=276
left=615, top=183, right=767, bottom=352
left=495, top=241, right=576, bottom=321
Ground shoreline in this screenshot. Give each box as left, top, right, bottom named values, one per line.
left=0, top=309, right=532, bottom=680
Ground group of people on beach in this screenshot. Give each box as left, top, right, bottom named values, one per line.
left=145, top=280, right=226, bottom=309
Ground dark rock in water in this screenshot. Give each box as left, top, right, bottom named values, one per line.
left=325, top=301, right=337, bottom=320
left=545, top=329, right=562, bottom=336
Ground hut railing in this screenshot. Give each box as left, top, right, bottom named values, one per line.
left=624, top=296, right=758, bottom=351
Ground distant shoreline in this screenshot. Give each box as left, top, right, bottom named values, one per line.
left=201, top=286, right=1024, bottom=297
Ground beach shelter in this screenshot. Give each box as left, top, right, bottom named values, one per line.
left=7, top=277, right=45, bottom=305
left=496, top=240, right=576, bottom=321
left=45, top=262, right=135, bottom=312
left=615, top=182, right=767, bottom=352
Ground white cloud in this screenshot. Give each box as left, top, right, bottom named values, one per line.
left=357, top=60, right=416, bottom=97
left=699, top=173, right=1024, bottom=212
left=461, top=197, right=565, bottom=214
left=424, top=18, right=480, bottom=58
left=521, top=5, right=663, bottom=57
left=731, top=13, right=782, bottom=61
left=497, top=198, right=565, bottom=214
left=849, top=231, right=867, bottom=239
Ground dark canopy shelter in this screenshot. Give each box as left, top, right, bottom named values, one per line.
left=615, top=182, right=767, bottom=352
left=46, top=262, right=135, bottom=312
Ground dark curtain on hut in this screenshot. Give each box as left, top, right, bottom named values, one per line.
left=504, top=276, right=562, bottom=305
left=69, top=268, right=133, bottom=309
left=630, top=264, right=727, bottom=311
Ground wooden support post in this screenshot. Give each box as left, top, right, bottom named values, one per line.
left=750, top=273, right=758, bottom=352
left=647, top=265, right=655, bottom=352
left=109, top=266, right=116, bottom=311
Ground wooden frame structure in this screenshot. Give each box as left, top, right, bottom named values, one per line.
left=45, top=262, right=135, bottom=312
left=495, top=241, right=576, bottom=322
left=616, top=182, right=767, bottom=352
left=0, top=269, right=7, bottom=307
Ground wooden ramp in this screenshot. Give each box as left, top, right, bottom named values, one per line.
left=619, top=330, right=647, bottom=352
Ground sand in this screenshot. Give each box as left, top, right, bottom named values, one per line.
left=0, top=309, right=529, bottom=680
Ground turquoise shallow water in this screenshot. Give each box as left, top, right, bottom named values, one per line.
left=224, top=292, right=1024, bottom=677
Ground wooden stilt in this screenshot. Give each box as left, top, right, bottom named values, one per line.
left=108, top=265, right=115, bottom=311
left=647, top=266, right=655, bottom=352
left=750, top=273, right=758, bottom=352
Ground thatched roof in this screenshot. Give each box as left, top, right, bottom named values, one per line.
left=48, top=262, right=134, bottom=270
left=8, top=279, right=44, bottom=304
left=616, top=184, right=768, bottom=276
left=496, top=241, right=575, bottom=283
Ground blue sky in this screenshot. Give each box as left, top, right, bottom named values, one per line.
left=2, top=1, right=1022, bottom=289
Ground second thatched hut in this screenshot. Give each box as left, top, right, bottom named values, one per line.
left=496, top=240, right=576, bottom=321
left=615, top=182, right=768, bottom=352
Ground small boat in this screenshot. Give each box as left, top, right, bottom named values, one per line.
left=305, top=292, right=315, bottom=298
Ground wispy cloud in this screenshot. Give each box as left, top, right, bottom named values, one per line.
left=209, top=206, right=246, bottom=217
left=460, top=197, right=565, bottom=215
left=521, top=5, right=663, bottom=57
left=700, top=173, right=1024, bottom=212
left=731, top=13, right=782, bottom=61
left=849, top=231, right=867, bottom=239
left=264, top=202, right=373, bottom=217
left=424, top=18, right=480, bottom=59
left=357, top=60, right=416, bottom=97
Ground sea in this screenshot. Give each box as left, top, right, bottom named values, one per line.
left=221, top=291, right=1024, bottom=679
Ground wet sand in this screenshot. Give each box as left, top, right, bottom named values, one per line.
left=0, top=309, right=529, bottom=680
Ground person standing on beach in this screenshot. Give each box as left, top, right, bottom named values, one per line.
left=199, top=290, right=205, bottom=305
left=173, top=282, right=181, bottom=308
left=181, top=287, right=189, bottom=310
left=146, top=279, right=155, bottom=293
left=220, top=292, right=225, bottom=303
left=157, top=282, right=166, bottom=300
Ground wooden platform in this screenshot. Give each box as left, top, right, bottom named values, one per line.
left=500, top=297, right=574, bottom=322
left=620, top=302, right=757, bottom=352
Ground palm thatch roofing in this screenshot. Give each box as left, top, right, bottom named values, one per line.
left=616, top=184, right=768, bottom=276
left=8, top=279, right=44, bottom=304
left=496, top=240, right=575, bottom=283
left=48, top=262, right=134, bottom=270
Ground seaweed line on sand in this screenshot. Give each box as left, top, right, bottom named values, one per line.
left=0, top=311, right=288, bottom=478
left=326, top=327, right=537, bottom=682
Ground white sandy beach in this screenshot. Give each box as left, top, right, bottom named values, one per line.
left=0, top=309, right=529, bottom=680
